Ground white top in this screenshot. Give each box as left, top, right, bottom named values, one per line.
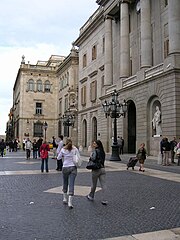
left=57, top=146, right=78, bottom=168
left=56, top=140, right=64, bottom=154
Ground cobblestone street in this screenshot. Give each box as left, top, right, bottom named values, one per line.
left=0, top=150, right=180, bottom=240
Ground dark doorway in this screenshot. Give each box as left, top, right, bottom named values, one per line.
left=128, top=101, right=136, bottom=153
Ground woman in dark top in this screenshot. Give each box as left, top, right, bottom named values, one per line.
left=137, top=143, right=147, bottom=172
left=86, top=140, right=108, bottom=205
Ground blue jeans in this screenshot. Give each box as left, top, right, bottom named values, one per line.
left=33, top=150, right=38, bottom=159
left=62, top=166, right=77, bottom=196
left=41, top=158, right=48, bottom=172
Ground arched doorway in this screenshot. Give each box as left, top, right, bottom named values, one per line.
left=128, top=101, right=136, bottom=153
left=92, top=117, right=97, bottom=141
left=82, top=119, right=87, bottom=148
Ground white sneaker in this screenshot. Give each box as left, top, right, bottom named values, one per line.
left=86, top=195, right=94, bottom=201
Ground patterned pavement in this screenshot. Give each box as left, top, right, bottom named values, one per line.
left=0, top=150, right=180, bottom=240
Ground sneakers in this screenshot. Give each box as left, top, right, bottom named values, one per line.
left=86, top=195, right=94, bottom=201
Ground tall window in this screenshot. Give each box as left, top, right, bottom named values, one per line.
left=28, top=79, right=34, bottom=91
left=90, top=81, right=97, bottom=102
left=33, top=121, right=43, bottom=137
left=35, top=102, right=42, bottom=115
left=44, top=80, right=51, bottom=92
left=92, top=45, right=97, bottom=61
left=102, top=37, right=105, bottom=54
left=164, top=23, right=169, bottom=59
left=59, top=99, right=62, bottom=115
left=83, top=54, right=87, bottom=68
left=37, top=80, right=43, bottom=92
left=64, top=96, right=68, bottom=112
left=81, top=86, right=86, bottom=106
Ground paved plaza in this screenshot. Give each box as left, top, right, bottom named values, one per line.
left=0, top=150, right=180, bottom=240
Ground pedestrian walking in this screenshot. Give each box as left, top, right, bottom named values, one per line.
left=52, top=136, right=58, bottom=159
left=0, top=139, right=6, bottom=157
left=25, top=138, right=32, bottom=159
left=170, top=137, right=177, bottom=164
left=175, top=139, right=180, bottom=166
left=37, top=137, right=43, bottom=157
left=137, top=143, right=147, bottom=172
left=56, top=135, right=64, bottom=171
left=57, top=138, right=79, bottom=209
left=86, top=140, right=108, bottom=205
left=161, top=137, right=171, bottom=166
left=39, top=141, right=50, bottom=172
left=32, top=139, right=38, bottom=159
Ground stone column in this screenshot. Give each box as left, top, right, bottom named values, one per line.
left=168, top=0, right=180, bottom=54
left=120, top=1, right=130, bottom=78
left=104, top=15, right=113, bottom=86
left=140, top=0, right=152, bottom=68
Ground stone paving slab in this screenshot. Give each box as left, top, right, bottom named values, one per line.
left=104, top=228, right=180, bottom=240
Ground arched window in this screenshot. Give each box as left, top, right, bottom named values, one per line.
left=37, top=80, right=43, bottom=92
left=44, top=80, right=51, bottom=92
left=82, top=119, right=87, bottom=148
left=28, top=79, right=34, bottom=91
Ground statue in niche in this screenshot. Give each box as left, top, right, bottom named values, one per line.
left=152, top=106, right=162, bottom=136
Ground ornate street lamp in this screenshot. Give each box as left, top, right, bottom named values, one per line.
left=43, top=121, right=48, bottom=141
left=61, top=109, right=75, bottom=137
left=102, top=90, right=127, bottom=161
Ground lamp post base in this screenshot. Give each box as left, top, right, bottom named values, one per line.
left=110, top=145, right=121, bottom=161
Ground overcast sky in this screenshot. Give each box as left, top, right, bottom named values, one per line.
left=0, top=0, right=98, bottom=135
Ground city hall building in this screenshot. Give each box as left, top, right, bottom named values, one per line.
left=74, top=0, right=180, bottom=155
left=9, top=0, right=180, bottom=156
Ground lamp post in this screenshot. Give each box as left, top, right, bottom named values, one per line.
left=61, top=109, right=75, bottom=137
left=43, top=121, right=48, bottom=141
left=102, top=90, right=127, bottom=161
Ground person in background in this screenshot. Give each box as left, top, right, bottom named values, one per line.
left=86, top=140, right=108, bottom=205
left=40, top=140, right=50, bottom=173
left=117, top=136, right=124, bottom=155
left=57, top=138, right=79, bottom=209
left=25, top=138, right=32, bottom=159
left=37, top=137, right=43, bottom=158
left=32, top=139, right=38, bottom=159
left=137, top=143, right=147, bottom=172
left=52, top=136, right=58, bottom=159
left=13, top=139, right=18, bottom=152
left=0, top=139, right=6, bottom=157
left=170, top=137, right=177, bottom=164
left=161, top=137, right=171, bottom=166
left=23, top=138, right=26, bottom=151
left=56, top=135, right=64, bottom=171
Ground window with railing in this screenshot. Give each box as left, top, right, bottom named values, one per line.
left=35, top=102, right=42, bottom=115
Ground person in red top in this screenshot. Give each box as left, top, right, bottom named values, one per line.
left=40, top=141, right=50, bottom=172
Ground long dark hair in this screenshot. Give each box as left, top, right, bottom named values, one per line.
left=95, top=140, right=105, bottom=152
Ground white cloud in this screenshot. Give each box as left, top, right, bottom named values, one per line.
left=0, top=0, right=98, bottom=134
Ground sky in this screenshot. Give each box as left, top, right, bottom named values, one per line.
left=0, top=0, right=98, bottom=135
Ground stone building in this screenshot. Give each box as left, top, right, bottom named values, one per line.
left=74, top=0, right=180, bottom=156
left=12, top=55, right=64, bottom=144
left=12, top=50, right=79, bottom=146
left=56, top=47, right=79, bottom=146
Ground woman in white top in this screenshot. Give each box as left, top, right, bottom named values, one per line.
left=57, top=138, right=79, bottom=209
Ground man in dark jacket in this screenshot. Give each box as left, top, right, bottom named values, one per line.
left=0, top=139, right=6, bottom=157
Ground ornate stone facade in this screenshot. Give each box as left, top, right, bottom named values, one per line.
left=74, top=0, right=180, bottom=155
